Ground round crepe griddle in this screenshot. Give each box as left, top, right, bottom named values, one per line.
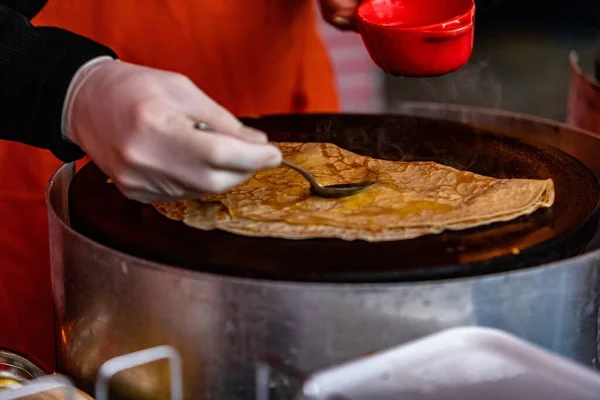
left=68, top=114, right=600, bottom=283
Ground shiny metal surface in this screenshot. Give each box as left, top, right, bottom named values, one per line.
left=0, top=351, right=45, bottom=384
left=48, top=104, right=600, bottom=399
left=281, top=160, right=374, bottom=198
left=0, top=351, right=91, bottom=399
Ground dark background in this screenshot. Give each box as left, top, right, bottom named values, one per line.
left=385, top=0, right=600, bottom=121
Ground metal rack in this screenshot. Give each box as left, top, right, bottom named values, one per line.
left=0, top=345, right=299, bottom=400
left=0, top=346, right=183, bottom=400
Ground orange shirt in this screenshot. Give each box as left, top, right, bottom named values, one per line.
left=34, top=0, right=338, bottom=116
left=0, top=0, right=337, bottom=372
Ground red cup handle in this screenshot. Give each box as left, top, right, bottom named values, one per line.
left=421, top=23, right=472, bottom=41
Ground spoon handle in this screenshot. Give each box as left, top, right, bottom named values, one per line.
left=281, top=160, right=321, bottom=189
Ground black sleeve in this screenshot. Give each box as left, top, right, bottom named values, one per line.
left=1, top=0, right=46, bottom=19
left=0, top=1, right=117, bottom=162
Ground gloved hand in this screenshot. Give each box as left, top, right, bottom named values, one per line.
left=318, top=0, right=361, bottom=31
left=64, top=59, right=282, bottom=203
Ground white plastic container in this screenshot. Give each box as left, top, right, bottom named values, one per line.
left=298, top=327, right=600, bottom=400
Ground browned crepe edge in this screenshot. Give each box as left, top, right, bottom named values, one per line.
left=153, top=179, right=554, bottom=242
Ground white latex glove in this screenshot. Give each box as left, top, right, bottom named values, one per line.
left=64, top=59, right=282, bottom=203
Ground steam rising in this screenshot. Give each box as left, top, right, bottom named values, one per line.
left=345, top=57, right=507, bottom=175
left=312, top=113, right=500, bottom=177
left=265, top=58, right=511, bottom=177
left=408, top=60, right=503, bottom=110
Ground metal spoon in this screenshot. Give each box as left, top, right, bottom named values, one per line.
left=193, top=121, right=373, bottom=198
left=281, top=160, right=374, bottom=198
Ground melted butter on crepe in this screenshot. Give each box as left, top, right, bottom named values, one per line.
left=153, top=142, right=555, bottom=241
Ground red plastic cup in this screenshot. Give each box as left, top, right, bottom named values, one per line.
left=356, top=0, right=475, bottom=77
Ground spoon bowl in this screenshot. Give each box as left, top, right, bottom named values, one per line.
left=282, top=160, right=374, bottom=198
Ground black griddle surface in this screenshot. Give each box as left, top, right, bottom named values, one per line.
left=68, top=114, right=600, bottom=283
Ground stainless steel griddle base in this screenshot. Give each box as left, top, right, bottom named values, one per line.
left=48, top=104, right=600, bottom=399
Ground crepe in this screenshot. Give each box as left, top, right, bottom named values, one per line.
left=153, top=142, right=555, bottom=241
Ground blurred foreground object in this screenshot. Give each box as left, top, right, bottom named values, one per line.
left=298, top=327, right=600, bottom=400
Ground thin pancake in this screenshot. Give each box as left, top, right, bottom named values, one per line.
left=153, top=142, right=555, bottom=241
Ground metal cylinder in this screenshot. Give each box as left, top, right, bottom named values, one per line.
left=567, top=51, right=600, bottom=135
left=48, top=104, right=600, bottom=399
